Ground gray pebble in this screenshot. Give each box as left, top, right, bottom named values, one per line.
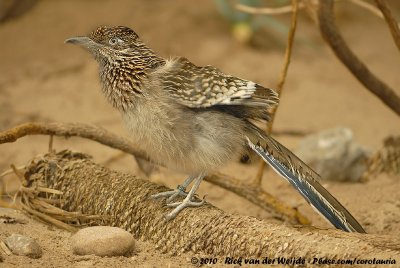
left=296, top=127, right=370, bottom=182
left=71, top=226, right=135, bottom=257
left=4, top=234, right=42, bottom=259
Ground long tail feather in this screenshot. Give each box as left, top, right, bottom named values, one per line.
left=246, top=136, right=366, bottom=233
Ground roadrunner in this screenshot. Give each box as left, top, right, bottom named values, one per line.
left=66, top=26, right=365, bottom=233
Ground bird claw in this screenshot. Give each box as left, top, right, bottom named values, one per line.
left=165, top=196, right=207, bottom=220
left=150, top=187, right=188, bottom=203
left=151, top=174, right=206, bottom=221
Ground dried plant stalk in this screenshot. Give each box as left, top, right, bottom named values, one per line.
left=255, top=0, right=299, bottom=184
left=21, top=150, right=400, bottom=258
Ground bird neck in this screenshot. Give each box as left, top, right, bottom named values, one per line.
left=99, top=50, right=165, bottom=112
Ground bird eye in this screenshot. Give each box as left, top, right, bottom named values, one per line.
left=109, top=37, right=123, bottom=45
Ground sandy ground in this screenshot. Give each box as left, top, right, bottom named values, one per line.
left=0, top=0, right=399, bottom=267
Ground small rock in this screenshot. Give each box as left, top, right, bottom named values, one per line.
left=4, top=234, right=42, bottom=259
left=296, top=127, right=370, bottom=182
left=71, top=226, right=135, bottom=257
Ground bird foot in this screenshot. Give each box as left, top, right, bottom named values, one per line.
left=151, top=174, right=206, bottom=220
left=150, top=185, right=188, bottom=203
left=165, top=196, right=206, bottom=221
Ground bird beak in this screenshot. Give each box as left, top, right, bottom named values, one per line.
left=65, top=36, right=99, bottom=50
left=65, top=36, right=90, bottom=45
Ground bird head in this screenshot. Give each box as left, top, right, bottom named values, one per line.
left=65, top=26, right=151, bottom=64
left=65, top=26, right=165, bottom=110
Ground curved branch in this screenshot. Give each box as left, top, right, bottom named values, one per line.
left=0, top=122, right=148, bottom=160
left=350, top=0, right=386, bottom=19
left=318, top=0, right=400, bottom=116
left=374, top=0, right=400, bottom=52
left=0, top=122, right=309, bottom=225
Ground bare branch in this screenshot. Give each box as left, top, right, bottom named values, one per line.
left=318, top=0, right=400, bottom=116
left=0, top=122, right=148, bottom=160
left=374, top=0, right=400, bottom=52
left=349, top=0, right=400, bottom=30
left=350, top=0, right=384, bottom=18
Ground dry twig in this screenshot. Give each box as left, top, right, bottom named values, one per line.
left=254, top=0, right=299, bottom=185
left=102, top=151, right=128, bottom=166
left=318, top=0, right=400, bottom=116
left=0, top=241, right=11, bottom=256
left=0, top=165, right=25, bottom=178
left=236, top=2, right=304, bottom=15
left=0, top=122, right=147, bottom=160
left=0, top=122, right=309, bottom=225
left=374, top=0, right=400, bottom=52
left=349, top=0, right=383, bottom=18
left=272, top=128, right=311, bottom=137
left=20, top=203, right=78, bottom=233
left=48, top=134, right=54, bottom=153
left=267, top=0, right=299, bottom=133
left=349, top=0, right=400, bottom=29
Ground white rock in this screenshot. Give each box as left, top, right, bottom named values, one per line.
left=4, top=234, right=42, bottom=259
left=295, top=127, right=370, bottom=182
left=71, top=226, right=135, bottom=257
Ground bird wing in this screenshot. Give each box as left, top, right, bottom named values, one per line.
left=246, top=126, right=366, bottom=233
left=159, top=58, right=365, bottom=232
left=160, top=57, right=279, bottom=109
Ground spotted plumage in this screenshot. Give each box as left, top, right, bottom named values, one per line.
left=162, top=57, right=278, bottom=108
left=66, top=26, right=365, bottom=232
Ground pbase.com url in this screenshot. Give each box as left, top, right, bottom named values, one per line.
left=190, top=256, right=396, bottom=266
left=311, top=258, right=396, bottom=265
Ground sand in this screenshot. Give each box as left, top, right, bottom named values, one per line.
left=0, top=0, right=399, bottom=267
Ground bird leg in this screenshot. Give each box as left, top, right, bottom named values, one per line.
left=164, top=174, right=206, bottom=220
left=150, top=175, right=195, bottom=203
